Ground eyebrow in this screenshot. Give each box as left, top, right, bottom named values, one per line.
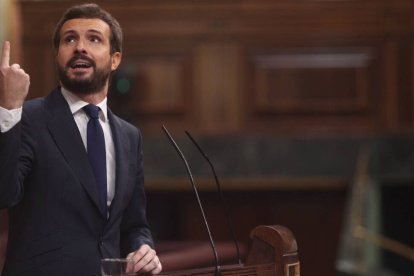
left=62, top=29, right=104, bottom=36
left=86, top=29, right=104, bottom=36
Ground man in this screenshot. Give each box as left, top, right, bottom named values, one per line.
left=0, top=3, right=162, bottom=275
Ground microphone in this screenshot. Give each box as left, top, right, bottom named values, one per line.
left=161, top=125, right=221, bottom=276
left=185, top=131, right=242, bottom=265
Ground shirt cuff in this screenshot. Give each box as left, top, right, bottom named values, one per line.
left=0, top=106, right=22, bottom=133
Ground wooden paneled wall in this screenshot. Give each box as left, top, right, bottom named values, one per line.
left=13, top=1, right=414, bottom=276
left=18, top=0, right=414, bottom=136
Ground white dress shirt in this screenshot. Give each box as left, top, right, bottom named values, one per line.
left=0, top=88, right=116, bottom=208
left=0, top=105, right=21, bottom=132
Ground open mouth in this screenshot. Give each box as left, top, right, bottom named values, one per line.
left=70, top=60, right=92, bottom=69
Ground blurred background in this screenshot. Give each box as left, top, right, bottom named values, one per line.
left=1, top=0, right=414, bottom=275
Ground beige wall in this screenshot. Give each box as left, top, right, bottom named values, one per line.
left=0, top=0, right=8, bottom=42
left=0, top=0, right=22, bottom=62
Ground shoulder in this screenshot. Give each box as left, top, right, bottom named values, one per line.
left=23, top=97, right=44, bottom=110
left=23, top=87, right=62, bottom=114
left=22, top=98, right=46, bottom=120
left=109, top=111, right=143, bottom=144
left=109, top=111, right=139, bottom=133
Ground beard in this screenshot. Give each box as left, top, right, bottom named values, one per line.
left=57, top=54, right=112, bottom=95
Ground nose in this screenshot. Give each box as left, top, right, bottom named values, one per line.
left=74, top=39, right=87, bottom=54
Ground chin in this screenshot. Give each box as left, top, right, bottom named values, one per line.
left=70, top=73, right=92, bottom=80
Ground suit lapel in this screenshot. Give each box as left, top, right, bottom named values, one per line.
left=45, top=88, right=104, bottom=218
left=107, top=110, right=131, bottom=222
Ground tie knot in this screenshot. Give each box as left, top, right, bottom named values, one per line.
left=83, top=104, right=100, bottom=119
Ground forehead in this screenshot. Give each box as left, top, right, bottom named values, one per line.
left=60, top=18, right=110, bottom=37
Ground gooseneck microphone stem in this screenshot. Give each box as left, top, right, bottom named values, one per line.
left=185, top=131, right=243, bottom=266
left=162, top=126, right=221, bottom=276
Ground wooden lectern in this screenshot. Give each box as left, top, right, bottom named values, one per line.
left=158, top=225, right=300, bottom=276
left=0, top=220, right=299, bottom=275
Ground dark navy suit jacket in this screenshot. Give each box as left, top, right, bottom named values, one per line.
left=0, top=87, right=154, bottom=275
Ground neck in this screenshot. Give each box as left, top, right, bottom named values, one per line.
left=61, top=82, right=108, bottom=105
left=78, top=92, right=107, bottom=105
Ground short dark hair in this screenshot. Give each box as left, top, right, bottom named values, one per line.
left=53, top=3, right=122, bottom=54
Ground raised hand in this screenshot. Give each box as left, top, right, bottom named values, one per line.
left=0, top=41, right=30, bottom=109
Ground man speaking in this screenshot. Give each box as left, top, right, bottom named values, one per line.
left=0, top=3, right=162, bottom=275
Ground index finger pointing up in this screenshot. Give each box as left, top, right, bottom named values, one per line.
left=1, top=41, right=10, bottom=68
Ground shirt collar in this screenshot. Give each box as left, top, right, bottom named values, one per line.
left=60, top=87, right=108, bottom=122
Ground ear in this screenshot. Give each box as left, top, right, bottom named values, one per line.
left=111, top=52, right=122, bottom=71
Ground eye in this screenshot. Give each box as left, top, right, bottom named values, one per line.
left=89, top=35, right=102, bottom=43
left=63, top=35, right=76, bottom=44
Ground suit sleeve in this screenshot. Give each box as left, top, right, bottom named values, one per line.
left=120, top=128, right=154, bottom=255
left=0, top=123, right=23, bottom=208
left=0, top=110, right=34, bottom=209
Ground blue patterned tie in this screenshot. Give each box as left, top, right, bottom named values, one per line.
left=83, top=104, right=107, bottom=216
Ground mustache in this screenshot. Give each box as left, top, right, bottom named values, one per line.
left=66, top=53, right=96, bottom=68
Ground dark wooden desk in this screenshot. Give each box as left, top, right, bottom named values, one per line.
left=158, top=225, right=300, bottom=276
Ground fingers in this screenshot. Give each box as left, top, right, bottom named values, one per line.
left=1, top=42, right=22, bottom=71
left=126, top=245, right=162, bottom=274
left=10, top=64, right=20, bottom=70
left=151, top=257, right=162, bottom=274
left=1, top=41, right=10, bottom=68
left=0, top=41, right=30, bottom=109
